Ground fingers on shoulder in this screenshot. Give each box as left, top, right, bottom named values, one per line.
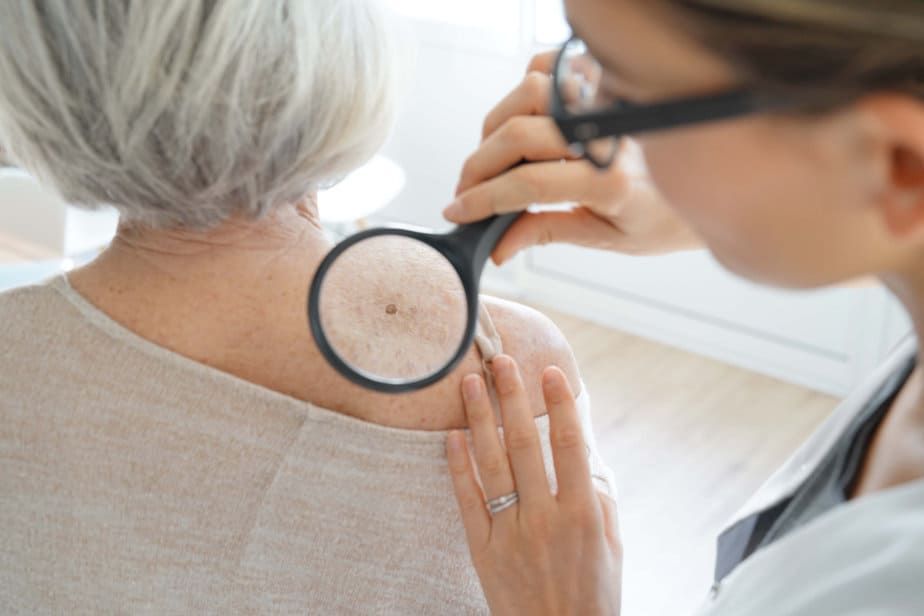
left=481, top=296, right=582, bottom=408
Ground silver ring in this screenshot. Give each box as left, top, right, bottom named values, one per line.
left=486, top=491, right=519, bottom=516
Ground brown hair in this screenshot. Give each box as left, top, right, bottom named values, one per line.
left=664, top=0, right=924, bottom=104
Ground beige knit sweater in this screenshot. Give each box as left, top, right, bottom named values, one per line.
left=0, top=276, right=615, bottom=615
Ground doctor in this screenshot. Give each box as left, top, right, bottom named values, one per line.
left=442, top=0, right=924, bottom=614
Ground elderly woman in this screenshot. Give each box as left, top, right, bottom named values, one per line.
left=0, top=1, right=614, bottom=613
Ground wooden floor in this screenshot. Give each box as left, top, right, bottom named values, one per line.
left=534, top=303, right=839, bottom=616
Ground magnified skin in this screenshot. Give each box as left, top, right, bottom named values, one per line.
left=312, top=236, right=583, bottom=429
left=318, top=236, right=471, bottom=382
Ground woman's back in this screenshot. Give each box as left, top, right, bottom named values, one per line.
left=0, top=277, right=613, bottom=614
left=0, top=3, right=617, bottom=610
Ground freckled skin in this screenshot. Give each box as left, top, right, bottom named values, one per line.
left=316, top=293, right=581, bottom=430
left=315, top=235, right=582, bottom=428
left=71, top=207, right=583, bottom=431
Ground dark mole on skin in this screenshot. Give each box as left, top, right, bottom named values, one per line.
left=386, top=304, right=398, bottom=315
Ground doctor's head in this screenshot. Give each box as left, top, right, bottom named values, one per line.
left=564, top=0, right=924, bottom=289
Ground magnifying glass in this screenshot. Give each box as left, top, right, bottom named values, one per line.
left=307, top=212, right=521, bottom=393
left=308, top=41, right=616, bottom=394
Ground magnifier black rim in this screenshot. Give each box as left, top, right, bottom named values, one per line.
left=308, top=226, right=480, bottom=394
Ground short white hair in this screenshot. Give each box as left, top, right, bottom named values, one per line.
left=0, top=0, right=400, bottom=229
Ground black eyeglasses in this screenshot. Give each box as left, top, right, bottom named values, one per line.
left=551, top=36, right=789, bottom=169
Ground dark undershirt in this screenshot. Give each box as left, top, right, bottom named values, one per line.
left=714, top=355, right=917, bottom=583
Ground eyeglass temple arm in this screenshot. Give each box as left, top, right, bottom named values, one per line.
left=557, top=90, right=778, bottom=144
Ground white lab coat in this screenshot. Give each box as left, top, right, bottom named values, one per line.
left=697, top=337, right=924, bottom=615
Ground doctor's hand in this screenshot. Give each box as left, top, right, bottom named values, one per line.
left=444, top=52, right=701, bottom=264
left=446, top=356, right=622, bottom=616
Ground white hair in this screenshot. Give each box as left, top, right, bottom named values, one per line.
left=0, top=0, right=400, bottom=229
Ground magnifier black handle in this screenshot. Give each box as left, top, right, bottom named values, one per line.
left=478, top=211, right=522, bottom=249
left=448, top=211, right=522, bottom=280
left=447, top=159, right=529, bottom=274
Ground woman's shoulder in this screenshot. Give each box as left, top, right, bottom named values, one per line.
left=0, top=278, right=88, bottom=394
left=370, top=295, right=583, bottom=431
left=0, top=277, right=69, bottom=335
left=480, top=295, right=582, bottom=399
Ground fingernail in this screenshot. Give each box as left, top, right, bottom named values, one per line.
left=542, top=367, right=570, bottom=403
left=462, top=375, right=483, bottom=402
left=492, top=355, right=513, bottom=377
left=443, top=200, right=462, bottom=221
left=447, top=431, right=464, bottom=454
left=542, top=367, right=563, bottom=393
left=542, top=368, right=557, bottom=389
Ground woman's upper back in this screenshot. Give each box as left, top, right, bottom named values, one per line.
left=0, top=277, right=609, bottom=613
left=63, top=218, right=583, bottom=432
left=0, top=278, right=481, bottom=613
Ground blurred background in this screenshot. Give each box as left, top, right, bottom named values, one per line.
left=0, top=2, right=911, bottom=614
left=376, top=0, right=910, bottom=397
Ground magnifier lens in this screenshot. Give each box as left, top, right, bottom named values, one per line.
left=316, top=235, right=470, bottom=385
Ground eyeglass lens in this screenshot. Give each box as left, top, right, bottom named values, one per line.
left=556, top=38, right=620, bottom=166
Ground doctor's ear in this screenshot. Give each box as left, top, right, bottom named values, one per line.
left=857, top=94, right=924, bottom=239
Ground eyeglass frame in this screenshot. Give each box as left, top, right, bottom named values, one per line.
left=550, top=35, right=792, bottom=169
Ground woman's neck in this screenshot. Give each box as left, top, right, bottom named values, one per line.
left=879, top=267, right=924, bottom=427
left=851, top=270, right=924, bottom=497
left=65, top=197, right=489, bottom=431
left=93, top=197, right=331, bottom=284
left=67, top=197, right=342, bottom=406
left=70, top=198, right=332, bottom=335
left=883, top=264, right=924, bottom=351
